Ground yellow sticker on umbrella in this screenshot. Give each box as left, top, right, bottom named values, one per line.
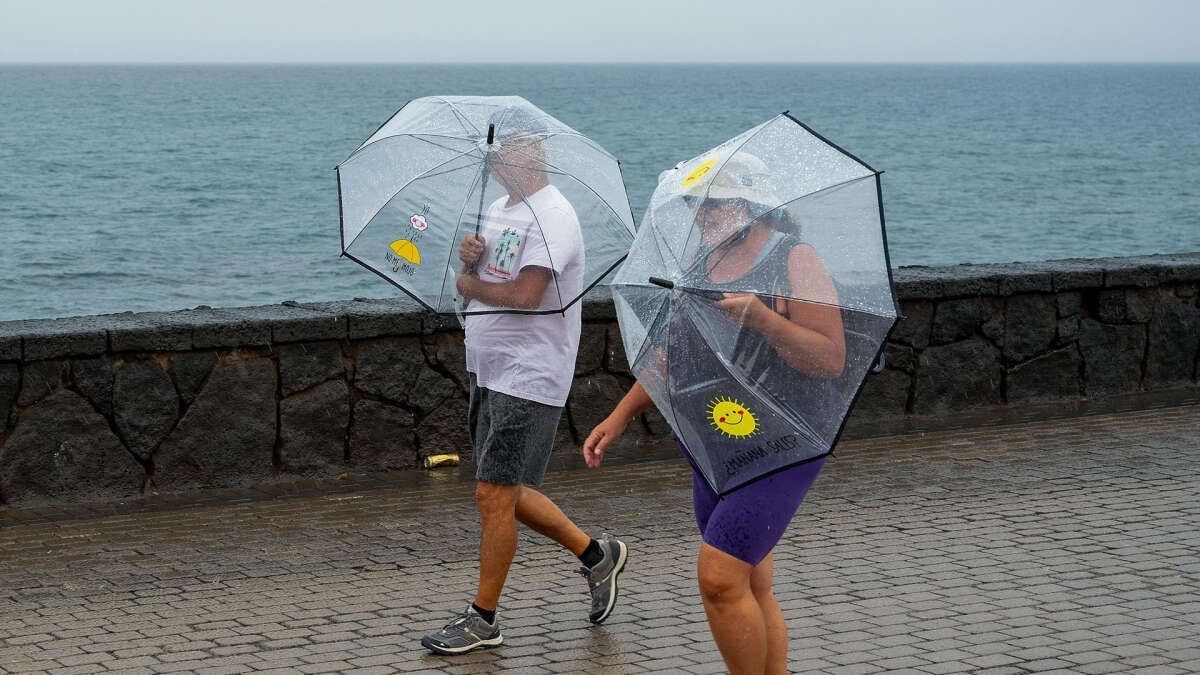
left=681, top=159, right=717, bottom=188
left=388, top=239, right=421, bottom=265
left=707, top=396, right=757, bottom=438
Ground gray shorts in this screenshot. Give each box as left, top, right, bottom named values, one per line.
left=468, top=374, right=564, bottom=487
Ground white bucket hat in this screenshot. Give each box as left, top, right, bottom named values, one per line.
left=680, top=152, right=780, bottom=207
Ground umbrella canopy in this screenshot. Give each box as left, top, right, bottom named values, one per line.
left=613, top=113, right=899, bottom=495
left=337, top=96, right=635, bottom=314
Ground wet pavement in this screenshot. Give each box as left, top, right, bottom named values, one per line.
left=1, top=403, right=1198, bottom=674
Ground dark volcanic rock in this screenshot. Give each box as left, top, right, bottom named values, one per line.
left=278, top=341, right=345, bottom=397
left=279, top=380, right=350, bottom=476
left=153, top=359, right=277, bottom=491
left=851, top=368, right=911, bottom=420
left=0, top=363, right=18, bottom=432
left=71, top=355, right=115, bottom=417
left=1004, top=294, right=1057, bottom=364
left=354, top=337, right=425, bottom=404
left=930, top=298, right=1000, bottom=346
left=409, top=365, right=460, bottom=414
left=170, top=351, right=217, bottom=405
left=349, top=400, right=418, bottom=470
left=415, top=395, right=472, bottom=463
left=913, top=338, right=1003, bottom=414
left=603, top=323, right=631, bottom=375
left=1007, top=347, right=1083, bottom=404
left=0, top=390, right=144, bottom=505
left=1078, top=319, right=1147, bottom=398
left=891, top=300, right=933, bottom=350
left=566, top=373, right=654, bottom=451
left=423, top=331, right=468, bottom=394
left=1145, top=295, right=1200, bottom=388
left=113, top=360, right=180, bottom=461
left=17, top=360, right=64, bottom=407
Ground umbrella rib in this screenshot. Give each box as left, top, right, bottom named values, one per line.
left=341, top=132, right=480, bottom=166
left=782, top=112, right=878, bottom=174
left=344, top=149, right=481, bottom=253
left=682, top=303, right=829, bottom=450
left=406, top=133, right=485, bottom=158
left=662, top=307, right=723, bottom=492
left=341, top=249, right=439, bottom=314
left=340, top=130, right=480, bottom=164
left=680, top=173, right=879, bottom=280
left=495, top=130, right=619, bottom=162
left=489, top=155, right=569, bottom=177
left=503, top=145, right=635, bottom=238
left=341, top=100, right=413, bottom=164
left=436, top=97, right=482, bottom=137
left=437, top=167, right=489, bottom=311
left=532, top=131, right=620, bottom=162
left=648, top=218, right=685, bottom=275
left=627, top=292, right=674, bottom=382
left=677, top=117, right=781, bottom=267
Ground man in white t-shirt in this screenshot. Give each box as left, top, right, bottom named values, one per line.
left=421, top=107, right=628, bottom=655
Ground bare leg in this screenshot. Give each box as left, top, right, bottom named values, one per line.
left=515, top=486, right=591, bottom=556
left=697, top=542, right=767, bottom=674
left=750, top=553, right=787, bottom=675
left=473, top=481, right=520, bottom=611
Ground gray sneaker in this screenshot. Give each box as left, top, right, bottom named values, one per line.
left=420, top=607, right=503, bottom=655
left=580, top=534, right=628, bottom=624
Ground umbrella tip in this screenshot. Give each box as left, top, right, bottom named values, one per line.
left=648, top=276, right=675, bottom=290
left=487, top=124, right=495, bottom=145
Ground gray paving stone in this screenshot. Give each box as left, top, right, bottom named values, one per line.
left=0, top=404, right=1198, bottom=673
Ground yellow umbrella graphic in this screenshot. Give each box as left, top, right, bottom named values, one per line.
left=388, top=239, right=421, bottom=265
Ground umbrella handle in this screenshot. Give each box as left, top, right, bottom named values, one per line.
left=649, top=277, right=727, bottom=302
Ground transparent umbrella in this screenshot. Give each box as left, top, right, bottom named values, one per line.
left=612, top=113, right=899, bottom=494
left=336, top=96, right=635, bottom=315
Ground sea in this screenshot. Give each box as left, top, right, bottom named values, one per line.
left=2, top=63, right=1199, bottom=321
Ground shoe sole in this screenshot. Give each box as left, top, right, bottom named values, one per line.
left=590, top=541, right=628, bottom=625
left=421, top=634, right=503, bottom=655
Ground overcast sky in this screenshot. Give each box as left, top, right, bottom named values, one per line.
left=3, top=0, right=1199, bottom=64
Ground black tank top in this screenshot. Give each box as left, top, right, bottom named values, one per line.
left=669, top=230, right=843, bottom=454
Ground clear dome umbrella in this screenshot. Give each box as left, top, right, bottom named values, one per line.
left=336, top=96, right=635, bottom=315
left=612, top=113, right=899, bottom=495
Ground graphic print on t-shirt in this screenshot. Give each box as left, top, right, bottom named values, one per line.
left=486, top=227, right=522, bottom=279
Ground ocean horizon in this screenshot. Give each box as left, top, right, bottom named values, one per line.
left=2, top=63, right=1199, bottom=321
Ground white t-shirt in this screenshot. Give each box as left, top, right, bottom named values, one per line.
left=464, top=185, right=585, bottom=407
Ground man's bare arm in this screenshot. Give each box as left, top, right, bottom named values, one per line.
left=457, top=266, right=552, bottom=310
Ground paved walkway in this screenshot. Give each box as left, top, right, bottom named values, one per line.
left=1, top=404, right=1198, bottom=674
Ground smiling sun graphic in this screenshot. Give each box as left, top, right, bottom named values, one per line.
left=707, top=396, right=758, bottom=438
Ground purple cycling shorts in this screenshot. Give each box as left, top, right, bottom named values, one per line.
left=679, top=440, right=826, bottom=566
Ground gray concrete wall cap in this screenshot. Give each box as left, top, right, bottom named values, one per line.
left=1101, top=253, right=1200, bottom=288
left=892, top=266, right=944, bottom=299
left=191, top=308, right=274, bottom=348
left=1154, top=253, right=1200, bottom=283
left=1, top=315, right=124, bottom=360
left=108, top=310, right=197, bottom=353
left=1103, top=256, right=1168, bottom=288
left=303, top=299, right=423, bottom=340
left=256, top=303, right=348, bottom=343
left=2, top=253, right=1196, bottom=355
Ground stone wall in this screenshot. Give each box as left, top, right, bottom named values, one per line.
left=2, top=253, right=1198, bottom=507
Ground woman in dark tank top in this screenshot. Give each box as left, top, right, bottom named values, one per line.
left=583, top=161, right=848, bottom=675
